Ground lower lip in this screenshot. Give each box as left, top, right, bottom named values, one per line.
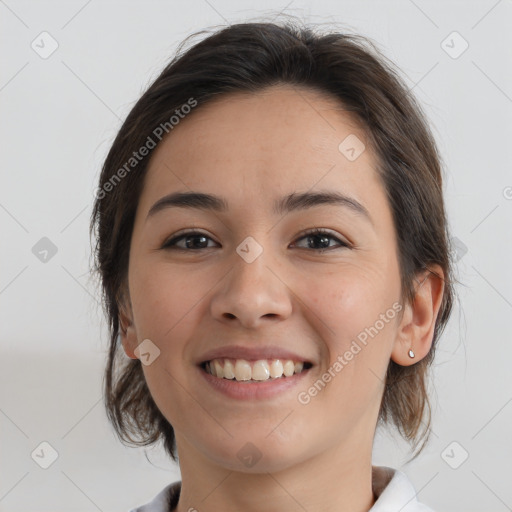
left=198, top=365, right=311, bottom=400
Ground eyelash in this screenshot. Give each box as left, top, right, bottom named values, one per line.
left=161, top=228, right=351, bottom=252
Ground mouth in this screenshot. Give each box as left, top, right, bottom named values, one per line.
left=200, top=358, right=313, bottom=382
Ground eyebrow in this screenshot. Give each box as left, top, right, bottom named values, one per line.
left=146, top=190, right=372, bottom=225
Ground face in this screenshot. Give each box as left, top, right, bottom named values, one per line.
left=121, top=84, right=406, bottom=473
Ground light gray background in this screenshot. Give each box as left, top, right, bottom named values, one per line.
left=1, top=0, right=511, bottom=511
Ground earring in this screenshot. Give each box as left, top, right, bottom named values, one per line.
left=408, top=349, right=415, bottom=358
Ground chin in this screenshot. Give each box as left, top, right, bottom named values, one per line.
left=205, top=435, right=311, bottom=474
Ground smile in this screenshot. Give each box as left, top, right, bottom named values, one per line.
left=202, top=358, right=312, bottom=382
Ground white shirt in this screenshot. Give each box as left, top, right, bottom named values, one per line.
left=129, top=465, right=435, bottom=512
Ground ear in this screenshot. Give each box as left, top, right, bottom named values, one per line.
left=391, top=265, right=445, bottom=366
left=118, top=293, right=139, bottom=360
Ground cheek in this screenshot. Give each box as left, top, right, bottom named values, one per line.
left=307, top=263, right=399, bottom=363
left=129, top=264, right=211, bottom=430
left=129, top=262, right=208, bottom=349
left=298, top=269, right=398, bottom=421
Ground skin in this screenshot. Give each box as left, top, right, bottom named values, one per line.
left=119, top=84, right=445, bottom=512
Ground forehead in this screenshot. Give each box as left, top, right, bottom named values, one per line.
left=140, top=85, right=383, bottom=215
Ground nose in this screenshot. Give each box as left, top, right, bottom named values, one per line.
left=209, top=247, right=293, bottom=329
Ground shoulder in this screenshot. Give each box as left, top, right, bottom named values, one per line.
left=371, top=466, right=436, bottom=512
left=128, top=481, right=181, bottom=512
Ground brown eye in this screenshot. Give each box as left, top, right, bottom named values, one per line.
left=162, top=231, right=218, bottom=250
left=161, top=228, right=350, bottom=252
left=292, top=228, right=350, bottom=251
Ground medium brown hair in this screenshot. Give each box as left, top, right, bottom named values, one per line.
left=90, top=20, right=454, bottom=463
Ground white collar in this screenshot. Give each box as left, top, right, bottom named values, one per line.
left=370, top=466, right=435, bottom=511
left=130, top=465, right=435, bottom=512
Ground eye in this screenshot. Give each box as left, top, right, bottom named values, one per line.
left=161, top=228, right=351, bottom=252
left=161, top=231, right=218, bottom=250
left=291, top=228, right=350, bottom=251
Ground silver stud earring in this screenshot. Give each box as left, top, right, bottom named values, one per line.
left=408, top=349, right=415, bottom=358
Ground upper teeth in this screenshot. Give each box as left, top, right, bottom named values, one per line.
left=205, top=358, right=305, bottom=381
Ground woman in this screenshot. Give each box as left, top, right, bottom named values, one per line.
left=90, top=20, right=454, bottom=512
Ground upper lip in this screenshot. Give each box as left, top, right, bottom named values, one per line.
left=197, top=345, right=313, bottom=365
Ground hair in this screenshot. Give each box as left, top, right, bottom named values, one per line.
left=90, top=19, right=455, bottom=464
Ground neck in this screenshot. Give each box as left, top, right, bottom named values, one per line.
left=174, top=437, right=376, bottom=512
